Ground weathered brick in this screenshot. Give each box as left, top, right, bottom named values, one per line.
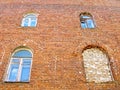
left=0, top=0, right=120, bottom=90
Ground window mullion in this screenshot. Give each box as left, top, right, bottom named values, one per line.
left=17, top=58, right=22, bottom=81
left=86, top=20, right=89, bottom=28
left=28, top=18, right=31, bottom=26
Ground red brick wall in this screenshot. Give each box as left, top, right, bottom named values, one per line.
left=0, top=0, right=120, bottom=89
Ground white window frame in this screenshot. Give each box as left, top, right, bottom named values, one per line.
left=80, top=15, right=95, bottom=29
left=5, top=49, right=33, bottom=82
left=21, top=14, right=38, bottom=27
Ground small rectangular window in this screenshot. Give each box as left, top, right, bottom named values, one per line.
left=80, top=13, right=95, bottom=29
left=21, top=14, right=37, bottom=27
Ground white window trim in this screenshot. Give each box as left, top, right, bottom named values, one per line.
left=4, top=49, right=33, bottom=82
left=21, top=13, right=38, bottom=27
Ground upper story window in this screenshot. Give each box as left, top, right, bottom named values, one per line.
left=5, top=48, right=33, bottom=82
left=80, top=13, right=95, bottom=29
left=21, top=14, right=38, bottom=27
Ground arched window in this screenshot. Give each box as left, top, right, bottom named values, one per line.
left=21, top=14, right=38, bottom=27
left=80, top=13, right=95, bottom=29
left=5, top=49, right=33, bottom=82
left=82, top=48, right=113, bottom=83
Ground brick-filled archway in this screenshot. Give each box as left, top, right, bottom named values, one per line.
left=82, top=48, right=113, bottom=83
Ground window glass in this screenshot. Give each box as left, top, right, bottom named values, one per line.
left=12, top=59, right=20, bottom=63
left=21, top=14, right=37, bottom=27
left=87, top=19, right=95, bottom=28
left=82, top=16, right=90, bottom=19
left=9, top=64, right=19, bottom=81
left=80, top=13, right=95, bottom=29
left=13, top=50, right=32, bottom=58
left=81, top=21, right=87, bottom=29
left=20, top=66, right=30, bottom=81
left=23, top=59, right=31, bottom=65
left=23, top=18, right=29, bottom=27
left=30, top=20, right=36, bottom=27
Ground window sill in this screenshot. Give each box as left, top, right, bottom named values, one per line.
left=4, top=81, right=30, bottom=83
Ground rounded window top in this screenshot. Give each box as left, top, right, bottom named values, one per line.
left=24, top=13, right=39, bottom=18
left=12, top=49, right=32, bottom=58
left=21, top=13, right=38, bottom=27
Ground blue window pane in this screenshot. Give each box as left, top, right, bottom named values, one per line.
left=22, top=14, right=37, bottom=27
left=20, top=66, right=30, bottom=82
left=30, top=17, right=37, bottom=27
left=24, top=19, right=29, bottom=23
left=13, top=50, right=32, bottom=58
left=82, top=16, right=90, bottom=19
left=81, top=22, right=87, bottom=28
left=24, top=23, right=29, bottom=27
left=30, top=21, right=36, bottom=27
left=31, top=17, right=36, bottom=20
left=27, top=15, right=36, bottom=19
left=9, top=64, right=19, bottom=81
left=87, top=19, right=95, bottom=28
left=12, top=59, right=20, bottom=63
left=23, top=59, right=31, bottom=65
left=23, top=19, right=29, bottom=26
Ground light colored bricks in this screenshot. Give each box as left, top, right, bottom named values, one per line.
left=82, top=48, right=113, bottom=83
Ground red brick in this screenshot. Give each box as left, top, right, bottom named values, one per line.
left=0, top=0, right=120, bottom=90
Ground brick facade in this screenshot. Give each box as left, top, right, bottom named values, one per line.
left=0, top=0, right=120, bottom=90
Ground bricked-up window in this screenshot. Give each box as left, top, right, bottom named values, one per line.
left=80, top=13, right=95, bottom=29
left=82, top=48, right=113, bottom=83
left=21, top=14, right=38, bottom=27
left=5, top=49, right=32, bottom=82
